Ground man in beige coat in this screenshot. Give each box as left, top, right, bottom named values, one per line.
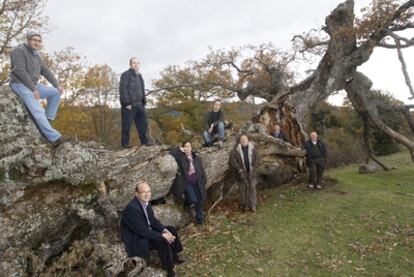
left=230, top=134, right=259, bottom=212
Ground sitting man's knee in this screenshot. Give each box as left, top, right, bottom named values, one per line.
left=52, top=87, right=61, bottom=96
left=166, top=226, right=177, bottom=235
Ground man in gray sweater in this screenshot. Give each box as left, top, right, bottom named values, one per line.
left=9, top=31, right=70, bottom=147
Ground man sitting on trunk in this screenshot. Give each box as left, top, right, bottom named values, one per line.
left=203, top=100, right=225, bottom=147
left=120, top=181, right=185, bottom=277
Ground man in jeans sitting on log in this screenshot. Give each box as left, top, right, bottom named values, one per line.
left=9, top=31, right=70, bottom=147
left=203, top=100, right=225, bottom=147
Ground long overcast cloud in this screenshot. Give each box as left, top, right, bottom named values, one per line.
left=43, top=0, right=414, bottom=105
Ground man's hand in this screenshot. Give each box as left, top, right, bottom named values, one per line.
left=58, top=86, right=65, bottom=95
left=162, top=232, right=176, bottom=244
left=208, top=124, right=214, bottom=133
left=33, top=90, right=40, bottom=100
left=126, top=105, right=132, bottom=110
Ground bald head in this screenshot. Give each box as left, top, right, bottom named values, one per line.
left=129, top=57, right=140, bottom=71
left=135, top=181, right=151, bottom=203
left=310, top=132, right=318, bottom=142
left=274, top=123, right=281, bottom=132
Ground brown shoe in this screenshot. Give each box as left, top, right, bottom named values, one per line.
left=52, top=136, right=71, bottom=147
left=250, top=206, right=257, bottom=213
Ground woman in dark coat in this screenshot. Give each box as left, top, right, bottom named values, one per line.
left=170, top=141, right=207, bottom=224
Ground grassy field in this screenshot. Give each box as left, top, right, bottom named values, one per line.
left=177, top=151, right=414, bottom=276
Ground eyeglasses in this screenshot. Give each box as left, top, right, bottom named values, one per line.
left=31, top=38, right=42, bottom=43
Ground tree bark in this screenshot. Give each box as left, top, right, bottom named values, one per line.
left=0, top=85, right=306, bottom=275
left=346, top=72, right=414, bottom=161
left=2, top=0, right=414, bottom=275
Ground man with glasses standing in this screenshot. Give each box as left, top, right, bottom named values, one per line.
left=120, top=181, right=185, bottom=277
left=9, top=31, right=70, bottom=147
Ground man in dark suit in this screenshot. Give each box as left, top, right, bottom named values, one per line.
left=272, top=123, right=288, bottom=142
left=303, top=132, right=328, bottom=190
left=120, top=181, right=184, bottom=277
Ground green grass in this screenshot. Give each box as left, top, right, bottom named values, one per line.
left=177, top=151, right=414, bottom=276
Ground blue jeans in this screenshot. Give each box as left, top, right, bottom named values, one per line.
left=184, top=183, right=204, bottom=224
left=203, top=122, right=225, bottom=145
left=10, top=83, right=61, bottom=143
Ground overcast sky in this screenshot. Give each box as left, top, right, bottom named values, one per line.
left=43, top=0, right=414, bottom=105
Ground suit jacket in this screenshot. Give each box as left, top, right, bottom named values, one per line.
left=120, top=197, right=165, bottom=258
left=303, top=139, right=327, bottom=165
left=272, top=130, right=288, bottom=142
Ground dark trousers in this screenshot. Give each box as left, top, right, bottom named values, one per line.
left=148, top=226, right=183, bottom=272
left=184, top=183, right=204, bottom=224
left=121, top=104, right=148, bottom=147
left=308, top=159, right=325, bottom=186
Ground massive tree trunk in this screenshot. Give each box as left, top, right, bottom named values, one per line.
left=248, top=0, right=357, bottom=142
left=345, top=71, right=414, bottom=161
left=2, top=0, right=414, bottom=275
left=0, top=86, right=305, bottom=276
left=244, top=0, right=414, bottom=162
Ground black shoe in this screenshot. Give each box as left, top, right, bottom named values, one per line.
left=167, top=270, right=178, bottom=277
left=143, top=142, right=154, bottom=147
left=122, top=145, right=133, bottom=149
left=52, top=136, right=71, bottom=147
left=174, top=256, right=189, bottom=265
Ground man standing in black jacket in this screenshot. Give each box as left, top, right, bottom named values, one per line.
left=119, top=57, right=152, bottom=148
left=120, top=181, right=184, bottom=277
left=303, top=132, right=327, bottom=189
